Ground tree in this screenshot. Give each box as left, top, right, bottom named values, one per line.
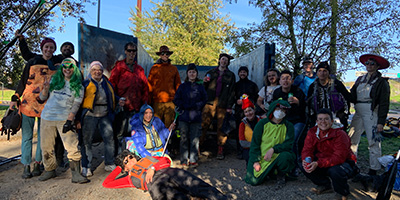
left=129, top=0, right=234, bottom=66
left=0, top=0, right=94, bottom=88
left=228, top=0, right=400, bottom=76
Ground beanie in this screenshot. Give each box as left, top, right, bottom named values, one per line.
left=60, top=42, right=75, bottom=54
left=187, top=63, right=198, bottom=73
left=40, top=37, right=56, bottom=50
left=241, top=95, right=255, bottom=110
left=238, top=66, right=249, bottom=74
left=89, top=61, right=104, bottom=71
left=316, top=61, right=331, bottom=74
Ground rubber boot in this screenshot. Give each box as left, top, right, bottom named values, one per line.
left=22, top=165, right=32, bottom=179
left=38, top=170, right=56, bottom=181
left=31, top=162, right=42, bottom=176
left=70, top=160, right=90, bottom=184
left=217, top=145, right=224, bottom=160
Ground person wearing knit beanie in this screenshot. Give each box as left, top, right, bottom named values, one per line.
left=40, top=37, right=56, bottom=51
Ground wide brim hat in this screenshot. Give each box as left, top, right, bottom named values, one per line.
left=359, top=54, right=390, bottom=70
left=156, top=45, right=173, bottom=55
left=219, top=53, right=234, bottom=60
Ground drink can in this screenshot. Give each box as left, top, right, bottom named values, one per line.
left=288, top=93, right=293, bottom=98
left=120, top=97, right=126, bottom=101
left=305, top=156, right=312, bottom=169
left=206, top=74, right=211, bottom=81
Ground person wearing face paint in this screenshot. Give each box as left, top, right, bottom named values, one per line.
left=173, top=64, right=207, bottom=168
left=301, top=108, right=357, bottom=200
left=11, top=37, right=63, bottom=179
left=147, top=46, right=181, bottom=128
left=103, top=150, right=228, bottom=200
left=80, top=61, right=126, bottom=176
left=37, top=58, right=89, bottom=183
left=238, top=96, right=260, bottom=166
left=125, top=104, right=175, bottom=158
left=245, top=99, right=295, bottom=188
left=348, top=54, right=390, bottom=176
left=293, top=57, right=317, bottom=98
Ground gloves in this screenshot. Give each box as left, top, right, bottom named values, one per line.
left=62, top=120, right=73, bottom=133
left=372, top=126, right=383, bottom=142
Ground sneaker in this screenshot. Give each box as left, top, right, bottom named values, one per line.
left=82, top=167, right=93, bottom=177
left=311, top=185, right=333, bottom=195
left=104, top=164, right=116, bottom=172
left=217, top=146, right=224, bottom=160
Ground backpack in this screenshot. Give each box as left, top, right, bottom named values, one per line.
left=129, top=156, right=159, bottom=191
left=1, top=108, right=22, bottom=140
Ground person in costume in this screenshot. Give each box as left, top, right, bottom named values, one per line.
left=245, top=99, right=295, bottom=187
left=103, top=150, right=228, bottom=200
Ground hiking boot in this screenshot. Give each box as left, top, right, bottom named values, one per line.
left=104, top=164, right=116, bottom=172
left=38, top=170, right=56, bottom=181
left=311, top=185, right=333, bottom=195
left=70, top=160, right=90, bottom=184
left=22, top=165, right=32, bottom=179
left=216, top=146, right=224, bottom=160
left=31, top=162, right=42, bottom=177
left=82, top=167, right=93, bottom=177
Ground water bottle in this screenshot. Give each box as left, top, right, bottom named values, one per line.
left=288, top=93, right=293, bottom=103
left=305, top=156, right=312, bottom=169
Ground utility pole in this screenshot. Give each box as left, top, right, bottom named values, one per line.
left=97, top=0, right=101, bottom=27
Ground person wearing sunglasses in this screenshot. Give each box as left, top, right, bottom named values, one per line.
left=147, top=45, right=181, bottom=129
left=103, top=150, right=228, bottom=200
left=348, top=54, right=390, bottom=176
left=245, top=99, right=295, bottom=189
left=37, top=58, right=89, bottom=184
left=10, top=37, right=63, bottom=179
left=109, top=42, right=149, bottom=154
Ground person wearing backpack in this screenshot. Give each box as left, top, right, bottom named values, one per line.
left=306, top=61, right=351, bottom=130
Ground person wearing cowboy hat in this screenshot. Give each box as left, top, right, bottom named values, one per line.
left=201, top=53, right=236, bottom=160
left=348, top=54, right=390, bottom=176
left=293, top=56, right=317, bottom=98
left=148, top=45, right=180, bottom=129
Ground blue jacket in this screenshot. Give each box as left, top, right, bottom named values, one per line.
left=126, top=105, right=170, bottom=158
left=173, top=81, right=207, bottom=123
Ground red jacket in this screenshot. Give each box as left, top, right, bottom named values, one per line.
left=109, top=59, right=149, bottom=112
left=102, top=156, right=171, bottom=190
left=301, top=126, right=356, bottom=168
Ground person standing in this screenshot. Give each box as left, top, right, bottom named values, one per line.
left=293, top=57, right=317, bottom=98
left=301, top=108, right=357, bottom=200
left=234, top=66, right=259, bottom=159
left=257, top=68, right=280, bottom=114
left=38, top=58, right=89, bottom=183
left=173, top=64, right=207, bottom=167
left=11, top=37, right=62, bottom=179
left=307, top=61, right=351, bottom=129
left=348, top=54, right=390, bottom=176
left=109, top=42, right=149, bottom=153
left=201, top=53, right=236, bottom=160
left=147, top=45, right=181, bottom=128
left=80, top=61, right=125, bottom=176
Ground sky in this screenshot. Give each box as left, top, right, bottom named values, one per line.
left=47, top=0, right=398, bottom=82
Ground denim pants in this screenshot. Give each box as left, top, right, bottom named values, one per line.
left=293, top=122, right=305, bottom=158
left=82, top=115, right=115, bottom=167
left=179, top=121, right=201, bottom=164
left=21, top=114, right=41, bottom=165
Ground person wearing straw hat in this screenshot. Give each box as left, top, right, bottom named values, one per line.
left=348, top=54, right=390, bottom=176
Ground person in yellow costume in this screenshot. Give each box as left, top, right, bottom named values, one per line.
left=245, top=99, right=295, bottom=187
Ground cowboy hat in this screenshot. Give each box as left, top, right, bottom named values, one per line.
left=359, top=54, right=390, bottom=70
left=156, top=45, right=173, bottom=55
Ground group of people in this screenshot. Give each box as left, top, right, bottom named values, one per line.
left=12, top=31, right=391, bottom=199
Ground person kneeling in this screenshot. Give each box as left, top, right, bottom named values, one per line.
left=301, top=108, right=357, bottom=200
left=103, top=150, right=227, bottom=200
left=245, top=99, right=296, bottom=188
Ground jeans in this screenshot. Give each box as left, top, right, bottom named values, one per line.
left=82, top=115, right=115, bottom=167
left=113, top=110, right=135, bottom=155
left=293, top=122, right=305, bottom=158
left=21, top=114, right=41, bottom=165
left=179, top=121, right=201, bottom=164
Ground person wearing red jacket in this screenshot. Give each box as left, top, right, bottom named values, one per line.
left=103, top=150, right=227, bottom=200
left=301, top=108, right=357, bottom=200
left=109, top=42, right=149, bottom=152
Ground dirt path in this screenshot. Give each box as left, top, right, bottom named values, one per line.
left=0, top=134, right=399, bottom=200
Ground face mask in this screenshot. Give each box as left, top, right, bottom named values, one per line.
left=273, top=109, right=286, bottom=120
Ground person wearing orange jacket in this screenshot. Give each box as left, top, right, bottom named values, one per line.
left=147, top=45, right=181, bottom=128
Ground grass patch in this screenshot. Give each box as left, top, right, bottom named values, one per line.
left=0, top=105, right=9, bottom=118
left=358, top=135, right=400, bottom=167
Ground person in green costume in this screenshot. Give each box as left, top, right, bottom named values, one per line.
left=245, top=99, right=296, bottom=187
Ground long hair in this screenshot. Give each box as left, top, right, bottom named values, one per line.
left=49, top=65, right=82, bottom=97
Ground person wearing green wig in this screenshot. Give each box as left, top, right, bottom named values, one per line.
left=245, top=99, right=296, bottom=188
left=38, top=58, right=89, bottom=184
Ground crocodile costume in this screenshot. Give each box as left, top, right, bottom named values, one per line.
left=245, top=99, right=296, bottom=185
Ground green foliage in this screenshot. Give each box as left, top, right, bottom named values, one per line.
left=228, top=0, right=400, bottom=76
left=0, top=0, right=94, bottom=88
left=129, top=0, right=234, bottom=66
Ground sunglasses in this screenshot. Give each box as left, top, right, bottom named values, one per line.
left=365, top=61, right=376, bottom=66
left=160, top=52, right=171, bottom=56
left=62, top=63, right=74, bottom=69
left=124, top=155, right=134, bottom=165
left=126, top=49, right=137, bottom=53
